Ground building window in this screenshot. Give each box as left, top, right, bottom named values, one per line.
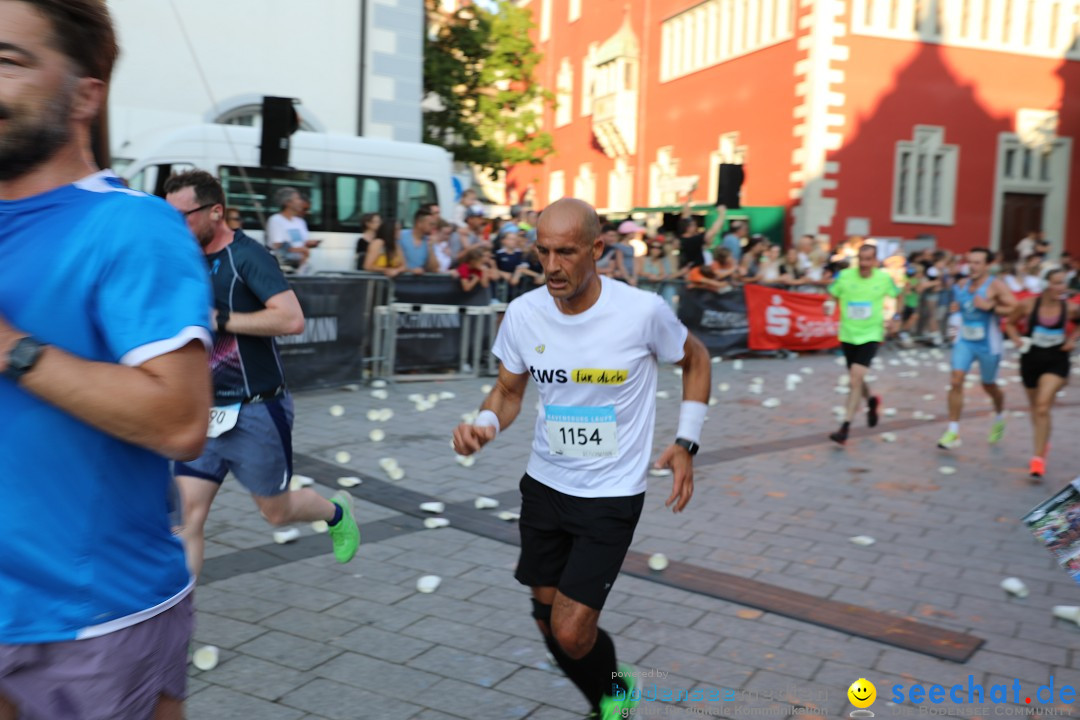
left=852, top=0, right=1080, bottom=59
left=540, top=0, right=551, bottom=41
left=549, top=170, right=566, bottom=205
left=581, top=43, right=598, bottom=117
left=892, top=126, right=958, bottom=224
left=555, top=58, right=573, bottom=127
left=569, top=0, right=581, bottom=22
left=660, top=0, right=795, bottom=82
left=574, top=164, right=596, bottom=206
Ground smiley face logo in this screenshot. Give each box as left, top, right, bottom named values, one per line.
left=847, top=678, right=876, bottom=709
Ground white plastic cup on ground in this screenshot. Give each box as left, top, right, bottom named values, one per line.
left=1000, top=577, right=1029, bottom=598
left=648, top=553, right=669, bottom=571
left=420, top=501, right=446, bottom=514
left=192, top=645, right=219, bottom=671
left=416, top=575, right=442, bottom=593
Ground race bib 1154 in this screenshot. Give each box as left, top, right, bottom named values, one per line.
left=545, top=405, right=618, bottom=458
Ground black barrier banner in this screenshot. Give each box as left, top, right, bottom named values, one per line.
left=393, top=274, right=491, bottom=306
left=394, top=308, right=464, bottom=373
left=279, top=277, right=368, bottom=390
left=677, top=288, right=750, bottom=356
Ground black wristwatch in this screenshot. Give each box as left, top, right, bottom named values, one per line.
left=3, top=336, right=47, bottom=383
left=216, top=308, right=230, bottom=335
left=675, top=437, right=700, bottom=456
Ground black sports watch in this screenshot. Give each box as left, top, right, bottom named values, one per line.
left=3, top=336, right=47, bottom=383
left=674, top=437, right=700, bottom=456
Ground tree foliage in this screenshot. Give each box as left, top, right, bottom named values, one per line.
left=423, top=0, right=553, bottom=178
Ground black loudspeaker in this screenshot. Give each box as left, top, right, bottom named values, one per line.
left=716, top=163, right=745, bottom=208
left=259, top=97, right=300, bottom=168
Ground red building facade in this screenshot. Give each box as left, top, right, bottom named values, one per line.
left=509, top=0, right=1079, bottom=258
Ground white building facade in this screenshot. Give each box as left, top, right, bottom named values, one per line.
left=106, top=0, right=423, bottom=162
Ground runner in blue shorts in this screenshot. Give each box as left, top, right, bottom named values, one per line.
left=938, top=248, right=1016, bottom=450
left=164, top=171, right=360, bottom=578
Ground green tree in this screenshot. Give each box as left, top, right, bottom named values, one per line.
left=423, top=0, right=553, bottom=178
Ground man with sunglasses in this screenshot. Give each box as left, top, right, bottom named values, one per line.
left=164, top=170, right=360, bottom=579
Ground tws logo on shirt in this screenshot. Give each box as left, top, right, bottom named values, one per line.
left=529, top=366, right=568, bottom=384
left=528, top=367, right=630, bottom=384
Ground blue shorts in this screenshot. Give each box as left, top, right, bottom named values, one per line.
left=175, top=394, right=294, bottom=497
left=951, top=341, right=1001, bottom=384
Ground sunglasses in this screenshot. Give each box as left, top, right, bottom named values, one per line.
left=180, top=203, right=216, bottom=218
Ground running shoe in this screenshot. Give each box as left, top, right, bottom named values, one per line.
left=829, top=423, right=849, bottom=446
left=937, top=430, right=961, bottom=450
left=328, top=491, right=361, bottom=563
left=988, top=419, right=1006, bottom=445
left=867, top=395, right=880, bottom=428
left=599, top=664, right=638, bottom=720
left=1029, top=456, right=1045, bottom=479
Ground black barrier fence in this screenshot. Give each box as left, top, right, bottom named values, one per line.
left=281, top=274, right=388, bottom=390
left=677, top=288, right=751, bottom=356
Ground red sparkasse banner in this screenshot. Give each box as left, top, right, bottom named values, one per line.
left=745, top=284, right=840, bottom=351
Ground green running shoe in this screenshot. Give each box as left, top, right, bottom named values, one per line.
left=599, top=664, right=638, bottom=719
left=937, top=430, right=961, bottom=450
left=328, top=492, right=360, bottom=563
left=988, top=419, right=1006, bottom=445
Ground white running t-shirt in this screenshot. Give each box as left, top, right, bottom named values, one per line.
left=492, top=277, right=688, bottom=498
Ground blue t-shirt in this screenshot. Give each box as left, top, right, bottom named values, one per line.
left=0, top=171, right=212, bottom=643
left=399, top=228, right=430, bottom=270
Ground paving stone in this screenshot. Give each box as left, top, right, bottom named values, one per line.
left=197, top=655, right=312, bottom=702
left=261, top=608, right=359, bottom=643
left=331, top=625, right=434, bottom=663
left=193, top=611, right=267, bottom=649
left=407, top=645, right=519, bottom=688
left=279, top=678, right=421, bottom=720
left=185, top=685, right=306, bottom=720
left=315, top=651, right=442, bottom=695
left=234, top=631, right=345, bottom=672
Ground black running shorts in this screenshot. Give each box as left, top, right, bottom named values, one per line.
left=841, top=341, right=880, bottom=369
left=1020, top=350, right=1071, bottom=389
left=514, top=474, right=644, bottom=610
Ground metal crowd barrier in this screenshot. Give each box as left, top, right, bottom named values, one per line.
left=371, top=302, right=493, bottom=382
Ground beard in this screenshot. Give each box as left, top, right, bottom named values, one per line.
left=0, top=81, right=76, bottom=182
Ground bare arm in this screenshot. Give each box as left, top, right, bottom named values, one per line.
left=460, top=273, right=481, bottom=292
left=1002, top=297, right=1031, bottom=345
left=989, top=279, right=1018, bottom=316
left=220, top=290, right=305, bottom=337
left=2, top=335, right=211, bottom=461
left=452, top=364, right=530, bottom=455
left=655, top=333, right=711, bottom=513
left=704, top=205, right=728, bottom=243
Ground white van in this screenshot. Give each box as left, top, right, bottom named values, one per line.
left=121, top=124, right=455, bottom=272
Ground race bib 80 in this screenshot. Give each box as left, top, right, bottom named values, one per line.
left=545, top=405, right=618, bottom=458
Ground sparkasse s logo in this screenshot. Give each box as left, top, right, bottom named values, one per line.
left=766, top=295, right=792, bottom=336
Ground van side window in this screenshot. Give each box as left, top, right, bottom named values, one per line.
left=396, top=179, right=437, bottom=228
left=219, top=165, right=325, bottom=232
left=334, top=175, right=387, bottom=231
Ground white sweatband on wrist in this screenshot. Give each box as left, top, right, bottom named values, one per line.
left=474, top=409, right=500, bottom=436
left=676, top=401, right=707, bottom=445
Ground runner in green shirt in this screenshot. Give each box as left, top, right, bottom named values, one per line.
left=826, top=244, right=900, bottom=445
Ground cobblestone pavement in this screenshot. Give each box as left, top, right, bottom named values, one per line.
left=186, top=345, right=1080, bottom=719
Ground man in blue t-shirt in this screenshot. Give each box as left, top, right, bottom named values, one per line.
left=164, top=171, right=361, bottom=578
left=0, top=2, right=211, bottom=717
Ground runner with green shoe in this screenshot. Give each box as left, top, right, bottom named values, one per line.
left=827, top=243, right=900, bottom=445
left=937, top=248, right=1015, bottom=451
left=166, top=171, right=360, bottom=577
